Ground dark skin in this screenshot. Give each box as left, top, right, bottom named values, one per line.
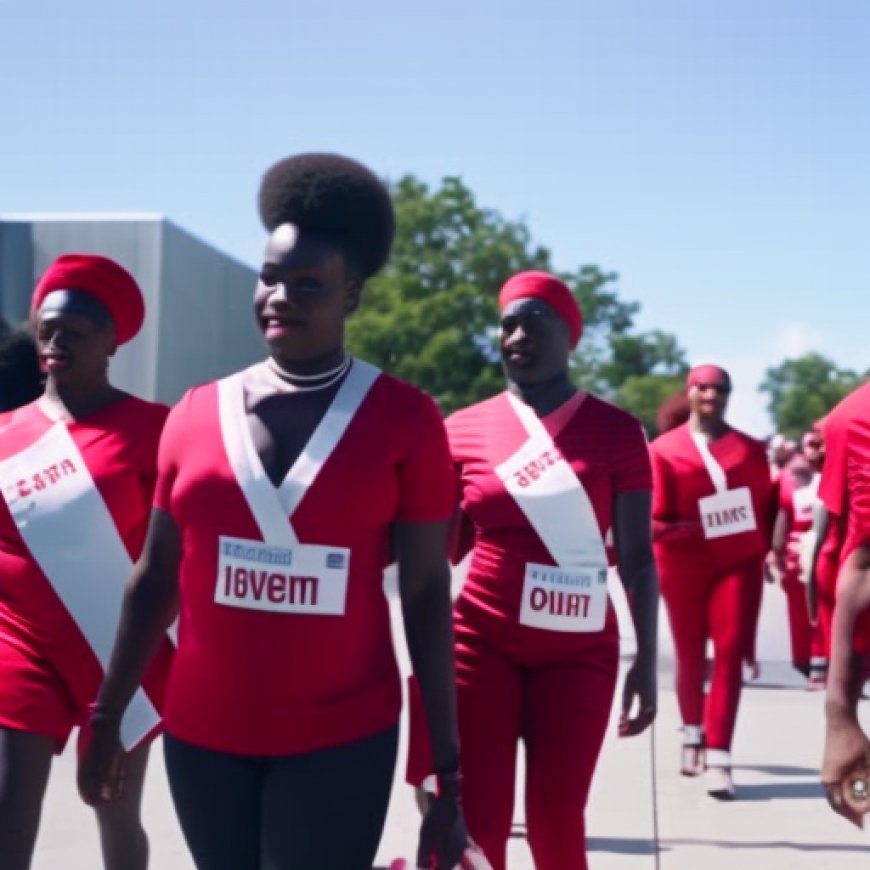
left=822, top=545, right=870, bottom=827
left=500, top=298, right=658, bottom=736
left=0, top=302, right=150, bottom=870
left=78, top=223, right=466, bottom=868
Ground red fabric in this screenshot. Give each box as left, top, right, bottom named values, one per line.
left=153, top=374, right=454, bottom=756
left=432, top=391, right=647, bottom=868
left=31, top=253, right=145, bottom=345
left=498, top=271, right=582, bottom=348
left=449, top=392, right=650, bottom=639
left=686, top=364, right=730, bottom=390
left=818, top=382, right=870, bottom=652
left=660, top=562, right=762, bottom=750
left=650, top=423, right=774, bottom=575
left=0, top=398, right=171, bottom=749
left=453, top=615, right=616, bottom=870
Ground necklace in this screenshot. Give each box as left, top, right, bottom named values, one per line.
left=263, top=356, right=352, bottom=393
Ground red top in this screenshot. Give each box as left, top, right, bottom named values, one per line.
left=0, top=398, right=170, bottom=743
left=778, top=475, right=817, bottom=581
left=154, top=373, right=454, bottom=755
left=650, top=423, right=774, bottom=575
left=447, top=391, right=650, bottom=650
left=818, top=383, right=870, bottom=651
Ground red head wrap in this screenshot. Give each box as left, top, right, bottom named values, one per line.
left=31, top=254, right=145, bottom=345
left=498, top=271, right=583, bottom=348
left=686, top=364, right=731, bottom=392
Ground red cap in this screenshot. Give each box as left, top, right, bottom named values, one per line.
left=498, top=271, right=583, bottom=348
left=687, top=364, right=731, bottom=391
left=31, top=254, right=145, bottom=345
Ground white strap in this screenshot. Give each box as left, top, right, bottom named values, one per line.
left=218, top=359, right=381, bottom=545
left=498, top=393, right=607, bottom=570
left=690, top=431, right=728, bottom=494
left=0, top=423, right=159, bottom=749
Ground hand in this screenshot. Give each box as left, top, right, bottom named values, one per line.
left=618, top=651, right=657, bottom=737
left=416, top=774, right=468, bottom=870
left=822, top=710, right=870, bottom=828
left=77, top=717, right=126, bottom=806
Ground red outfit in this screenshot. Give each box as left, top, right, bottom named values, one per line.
left=444, top=391, right=650, bottom=870
left=819, top=382, right=870, bottom=652
left=778, top=476, right=825, bottom=670
left=0, top=398, right=170, bottom=748
left=650, top=423, right=773, bottom=752
left=153, top=372, right=454, bottom=756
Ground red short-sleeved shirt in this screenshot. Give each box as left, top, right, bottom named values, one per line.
left=818, top=383, right=870, bottom=650
left=0, top=397, right=168, bottom=744
left=154, top=370, right=454, bottom=756
left=650, top=423, right=773, bottom=576
left=447, top=391, right=650, bottom=651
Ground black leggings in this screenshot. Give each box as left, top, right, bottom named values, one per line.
left=163, top=726, right=398, bottom=870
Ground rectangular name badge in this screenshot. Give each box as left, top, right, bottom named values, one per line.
left=215, top=536, right=350, bottom=616
left=698, top=486, right=757, bottom=540
left=519, top=562, right=608, bottom=633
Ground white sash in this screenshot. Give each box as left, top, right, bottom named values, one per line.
left=0, top=422, right=159, bottom=749
left=795, top=474, right=821, bottom=584
left=494, top=393, right=608, bottom=632
left=691, top=431, right=757, bottom=540
left=215, top=359, right=380, bottom=615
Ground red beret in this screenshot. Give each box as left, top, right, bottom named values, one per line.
left=498, top=271, right=583, bottom=348
left=31, top=254, right=145, bottom=345
left=687, top=364, right=731, bottom=391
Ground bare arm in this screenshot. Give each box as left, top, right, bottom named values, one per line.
left=613, top=489, right=659, bottom=737
left=395, top=520, right=460, bottom=774
left=95, top=508, right=181, bottom=715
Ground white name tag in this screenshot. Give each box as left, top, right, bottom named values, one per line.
left=215, top=535, right=350, bottom=615
left=519, top=562, right=608, bottom=632
left=698, top=486, right=757, bottom=539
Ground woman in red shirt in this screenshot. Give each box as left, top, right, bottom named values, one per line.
left=0, top=255, right=170, bottom=870
left=650, top=365, right=773, bottom=799
left=414, top=271, right=658, bottom=870
left=79, top=154, right=467, bottom=870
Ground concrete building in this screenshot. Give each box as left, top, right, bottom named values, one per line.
left=0, top=214, right=262, bottom=402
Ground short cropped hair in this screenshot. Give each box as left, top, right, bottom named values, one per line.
left=258, top=153, right=395, bottom=280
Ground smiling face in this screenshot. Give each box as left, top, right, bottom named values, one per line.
left=254, top=223, right=361, bottom=367
left=499, top=297, right=571, bottom=386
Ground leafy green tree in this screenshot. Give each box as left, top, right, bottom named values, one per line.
left=759, top=353, right=863, bottom=439
left=347, top=174, right=687, bottom=425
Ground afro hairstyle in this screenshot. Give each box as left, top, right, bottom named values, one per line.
left=257, top=153, right=395, bottom=280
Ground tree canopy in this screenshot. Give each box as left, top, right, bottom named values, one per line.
left=346, top=174, right=687, bottom=432
left=759, top=352, right=864, bottom=439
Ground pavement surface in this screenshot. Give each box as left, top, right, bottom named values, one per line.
left=33, top=579, right=870, bottom=869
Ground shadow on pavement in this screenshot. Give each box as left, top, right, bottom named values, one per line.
left=734, top=763, right=818, bottom=777
left=661, top=838, right=868, bottom=853
left=587, top=836, right=657, bottom=855
left=736, top=780, right=825, bottom=801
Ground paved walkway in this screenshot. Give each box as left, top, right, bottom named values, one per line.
left=33, top=582, right=870, bottom=868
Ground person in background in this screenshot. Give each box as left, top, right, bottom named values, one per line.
left=0, top=255, right=171, bottom=870
left=0, top=325, right=43, bottom=413
left=79, top=154, right=467, bottom=870
left=650, top=365, right=774, bottom=800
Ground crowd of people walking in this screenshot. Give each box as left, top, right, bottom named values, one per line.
left=0, top=151, right=867, bottom=869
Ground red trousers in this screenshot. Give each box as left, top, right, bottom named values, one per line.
left=781, top=574, right=826, bottom=671
left=454, top=614, right=618, bottom=870
left=659, top=559, right=763, bottom=751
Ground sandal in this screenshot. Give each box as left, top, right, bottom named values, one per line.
left=705, top=749, right=736, bottom=799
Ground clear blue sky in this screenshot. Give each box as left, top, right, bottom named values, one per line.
left=2, top=1, right=868, bottom=434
